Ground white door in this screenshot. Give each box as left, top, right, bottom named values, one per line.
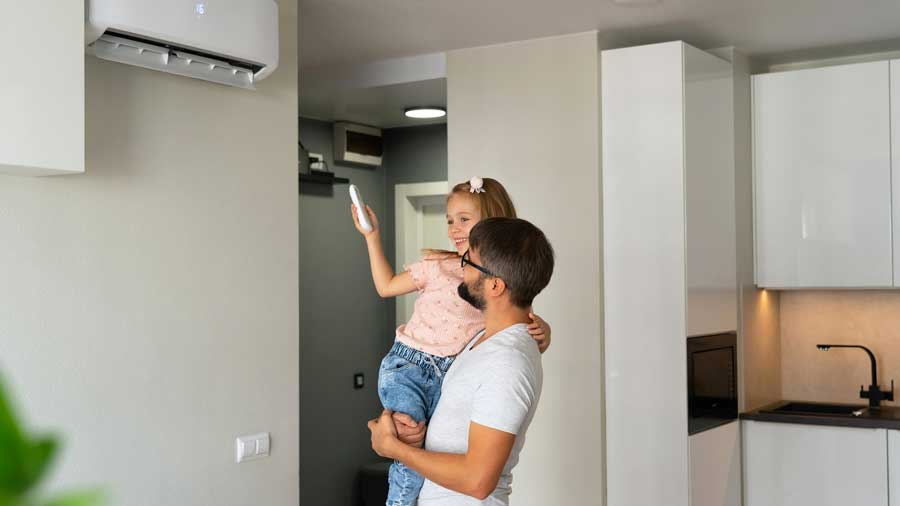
left=753, top=61, right=892, bottom=288
left=743, top=420, right=888, bottom=506
left=395, top=182, right=450, bottom=326
left=421, top=203, right=449, bottom=252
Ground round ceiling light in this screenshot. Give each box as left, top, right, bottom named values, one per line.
left=404, top=106, right=446, bottom=119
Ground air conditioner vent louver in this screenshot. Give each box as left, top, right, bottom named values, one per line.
left=90, top=31, right=262, bottom=90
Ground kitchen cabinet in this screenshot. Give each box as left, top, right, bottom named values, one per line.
left=743, top=420, right=888, bottom=506
left=603, top=41, right=735, bottom=506
left=0, top=2, right=84, bottom=176
left=891, top=61, right=900, bottom=287
left=890, top=430, right=900, bottom=505
left=685, top=47, right=738, bottom=336
left=753, top=61, right=892, bottom=288
left=689, top=421, right=741, bottom=506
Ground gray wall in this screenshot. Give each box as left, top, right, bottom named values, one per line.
left=299, top=117, right=388, bottom=506
left=383, top=124, right=449, bottom=336
left=299, top=119, right=447, bottom=505
left=0, top=2, right=299, bottom=504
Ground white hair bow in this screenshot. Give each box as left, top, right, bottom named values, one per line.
left=469, top=177, right=485, bottom=194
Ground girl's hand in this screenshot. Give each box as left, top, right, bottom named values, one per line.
left=351, top=204, right=380, bottom=237
left=528, top=312, right=552, bottom=354
left=393, top=412, right=426, bottom=448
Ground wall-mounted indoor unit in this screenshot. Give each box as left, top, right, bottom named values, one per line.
left=334, top=122, right=383, bottom=167
left=85, top=0, right=279, bottom=90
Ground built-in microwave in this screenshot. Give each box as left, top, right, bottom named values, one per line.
left=687, top=332, right=737, bottom=435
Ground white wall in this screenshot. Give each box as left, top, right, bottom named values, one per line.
left=447, top=31, right=604, bottom=506
left=0, top=1, right=299, bottom=504
left=725, top=48, right=783, bottom=412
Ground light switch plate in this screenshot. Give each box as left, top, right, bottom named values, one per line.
left=236, top=432, right=270, bottom=463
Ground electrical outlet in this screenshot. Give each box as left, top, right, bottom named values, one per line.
left=309, top=152, right=325, bottom=170
left=354, top=372, right=365, bottom=389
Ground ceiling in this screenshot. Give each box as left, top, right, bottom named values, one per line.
left=298, top=0, right=900, bottom=127
left=299, top=0, right=900, bottom=69
left=301, top=77, right=446, bottom=128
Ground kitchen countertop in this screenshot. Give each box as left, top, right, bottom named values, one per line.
left=741, top=400, right=900, bottom=430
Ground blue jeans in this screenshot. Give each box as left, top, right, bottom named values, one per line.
left=378, top=341, right=455, bottom=506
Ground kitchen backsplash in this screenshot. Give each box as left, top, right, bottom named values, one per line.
left=781, top=290, right=900, bottom=406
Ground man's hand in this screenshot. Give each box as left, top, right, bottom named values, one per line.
left=368, top=409, right=401, bottom=458
left=393, top=412, right=426, bottom=448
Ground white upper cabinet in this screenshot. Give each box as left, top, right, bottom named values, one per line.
left=753, top=61, right=892, bottom=288
left=0, top=2, right=84, bottom=176
left=891, top=61, right=900, bottom=287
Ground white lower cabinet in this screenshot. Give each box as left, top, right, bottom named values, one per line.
left=889, top=430, right=900, bottom=503
left=690, top=421, right=741, bottom=506
left=743, top=420, right=888, bottom=506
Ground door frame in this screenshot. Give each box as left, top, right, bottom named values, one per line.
left=394, top=181, right=449, bottom=325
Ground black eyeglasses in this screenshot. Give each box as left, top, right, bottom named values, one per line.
left=461, top=250, right=495, bottom=277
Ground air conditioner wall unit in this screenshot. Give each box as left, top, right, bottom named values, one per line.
left=85, top=0, right=279, bottom=90
left=334, top=122, right=383, bottom=167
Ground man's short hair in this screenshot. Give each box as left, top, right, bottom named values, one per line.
left=468, top=217, right=554, bottom=308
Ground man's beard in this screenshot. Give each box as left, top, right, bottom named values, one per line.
left=457, top=281, right=486, bottom=310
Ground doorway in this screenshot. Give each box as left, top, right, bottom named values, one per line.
left=394, top=181, right=449, bottom=324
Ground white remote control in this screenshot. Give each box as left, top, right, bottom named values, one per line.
left=349, top=184, right=373, bottom=232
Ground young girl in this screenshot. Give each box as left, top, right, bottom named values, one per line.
left=350, top=176, right=551, bottom=506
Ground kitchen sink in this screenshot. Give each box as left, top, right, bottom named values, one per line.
left=761, top=402, right=867, bottom=417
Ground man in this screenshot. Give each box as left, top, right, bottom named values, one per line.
left=368, top=217, right=555, bottom=505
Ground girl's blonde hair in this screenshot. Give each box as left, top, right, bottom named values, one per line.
left=422, top=177, right=517, bottom=258
left=449, top=177, right=517, bottom=219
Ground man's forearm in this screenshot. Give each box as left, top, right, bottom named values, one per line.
left=392, top=443, right=492, bottom=499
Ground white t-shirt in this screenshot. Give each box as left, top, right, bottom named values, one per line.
left=418, top=323, right=543, bottom=506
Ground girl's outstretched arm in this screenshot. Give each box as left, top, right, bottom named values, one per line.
left=352, top=204, right=417, bottom=298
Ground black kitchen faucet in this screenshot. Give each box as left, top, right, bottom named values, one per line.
left=817, top=344, right=894, bottom=409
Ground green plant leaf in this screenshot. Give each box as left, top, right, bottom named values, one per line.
left=0, top=490, right=23, bottom=506
left=20, top=437, right=58, bottom=492
left=0, top=374, right=29, bottom=494
left=0, top=374, right=101, bottom=506
left=0, top=376, right=24, bottom=442
left=0, top=375, right=58, bottom=495
left=40, top=489, right=105, bottom=506
left=0, top=443, right=27, bottom=494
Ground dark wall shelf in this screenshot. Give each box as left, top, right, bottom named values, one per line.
left=299, top=170, right=349, bottom=185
